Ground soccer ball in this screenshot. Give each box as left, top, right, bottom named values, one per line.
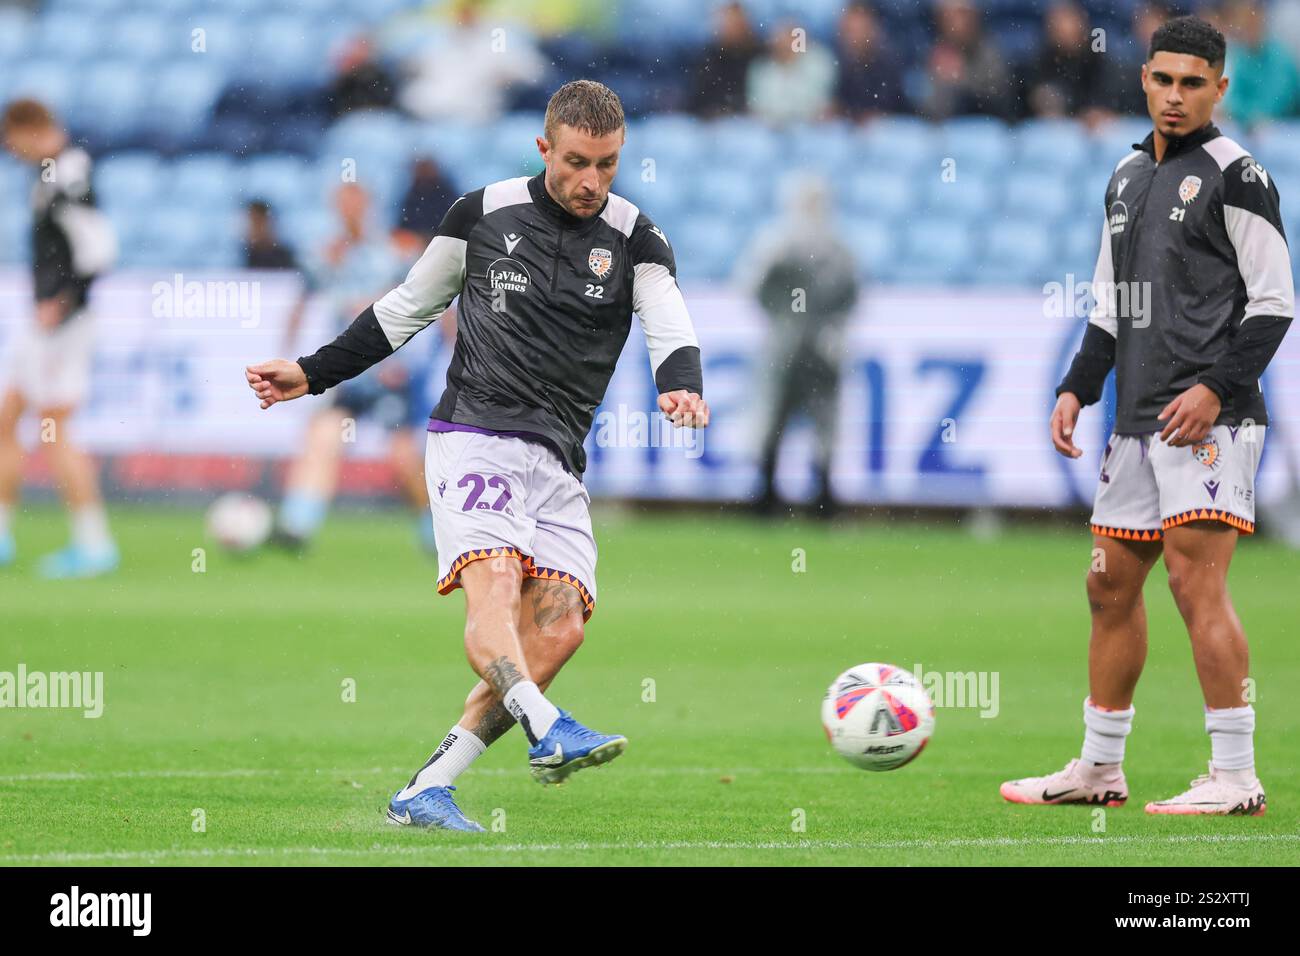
left=206, top=493, right=273, bottom=554
left=821, top=663, right=935, bottom=771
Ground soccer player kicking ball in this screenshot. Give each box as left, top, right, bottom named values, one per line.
left=1002, top=17, right=1292, bottom=817
left=246, top=81, right=708, bottom=830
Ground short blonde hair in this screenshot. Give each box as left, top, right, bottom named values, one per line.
left=543, top=80, right=625, bottom=143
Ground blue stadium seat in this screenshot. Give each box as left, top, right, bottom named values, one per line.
left=35, top=11, right=105, bottom=59
left=691, top=168, right=771, bottom=219
left=0, top=8, right=34, bottom=61
left=707, top=118, right=780, bottom=173
left=74, top=61, right=149, bottom=142
left=110, top=13, right=179, bottom=62
left=1092, top=117, right=1150, bottom=167
left=974, top=217, right=1059, bottom=287
left=896, top=218, right=976, bottom=284
left=1001, top=170, right=1075, bottom=223
left=938, top=117, right=1012, bottom=175
left=238, top=154, right=313, bottom=211
left=170, top=154, right=239, bottom=210
left=412, top=123, right=491, bottom=178
left=147, top=62, right=225, bottom=149
left=789, top=121, right=857, bottom=172
left=630, top=115, right=703, bottom=172
left=843, top=168, right=920, bottom=219
left=96, top=153, right=163, bottom=208
left=10, top=60, right=78, bottom=116
left=840, top=215, right=897, bottom=283
left=247, top=16, right=330, bottom=86
left=672, top=214, right=744, bottom=281
left=1061, top=219, right=1104, bottom=275
left=922, top=172, right=998, bottom=219
left=1014, top=119, right=1089, bottom=173
left=857, top=116, right=940, bottom=171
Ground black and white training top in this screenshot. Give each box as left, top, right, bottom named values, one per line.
left=30, top=146, right=117, bottom=323
left=297, top=172, right=703, bottom=476
left=1058, top=123, right=1294, bottom=431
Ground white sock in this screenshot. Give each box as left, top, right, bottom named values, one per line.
left=397, top=726, right=486, bottom=799
left=0, top=502, right=11, bottom=537
left=503, top=681, right=560, bottom=743
left=1206, top=705, right=1255, bottom=773
left=1081, top=697, right=1135, bottom=767
left=71, top=505, right=113, bottom=554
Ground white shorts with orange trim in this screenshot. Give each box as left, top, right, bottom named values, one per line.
left=1089, top=424, right=1264, bottom=541
left=425, top=428, right=597, bottom=621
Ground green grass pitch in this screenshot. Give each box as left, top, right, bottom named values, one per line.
left=2, top=503, right=1298, bottom=866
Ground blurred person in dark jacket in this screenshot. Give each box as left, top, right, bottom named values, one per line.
left=688, top=1, right=761, bottom=118
left=835, top=1, right=906, bottom=118
left=738, top=172, right=860, bottom=519
left=1025, top=1, right=1117, bottom=123
left=919, top=0, right=1013, bottom=120
left=392, top=157, right=458, bottom=256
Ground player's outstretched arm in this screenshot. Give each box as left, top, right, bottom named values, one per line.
left=245, top=359, right=308, bottom=409
left=658, top=389, right=709, bottom=428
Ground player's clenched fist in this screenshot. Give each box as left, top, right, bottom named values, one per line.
left=1050, top=391, right=1083, bottom=459
left=658, top=389, right=709, bottom=428
left=245, top=360, right=309, bottom=409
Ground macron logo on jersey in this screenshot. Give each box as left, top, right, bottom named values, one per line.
left=504, top=233, right=523, bottom=254
left=649, top=225, right=670, bottom=248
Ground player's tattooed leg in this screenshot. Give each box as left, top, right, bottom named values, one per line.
left=483, top=655, right=527, bottom=698
left=530, top=579, right=583, bottom=629
left=472, top=702, right=517, bottom=746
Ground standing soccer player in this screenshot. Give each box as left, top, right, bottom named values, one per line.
left=246, top=81, right=708, bottom=830
left=0, top=100, right=119, bottom=577
left=1002, top=17, right=1292, bottom=816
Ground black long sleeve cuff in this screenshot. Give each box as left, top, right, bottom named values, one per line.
left=1197, top=315, right=1292, bottom=403
left=654, top=345, right=703, bottom=396
left=296, top=305, right=393, bottom=395
left=1056, top=322, right=1116, bottom=407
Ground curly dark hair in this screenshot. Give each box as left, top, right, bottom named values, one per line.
left=1149, top=14, right=1227, bottom=69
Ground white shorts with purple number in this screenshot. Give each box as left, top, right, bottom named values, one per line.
left=1090, top=424, right=1265, bottom=542
left=426, top=427, right=597, bottom=621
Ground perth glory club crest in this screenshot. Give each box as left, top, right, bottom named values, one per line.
left=1179, top=175, right=1202, bottom=204
left=588, top=247, right=612, bottom=279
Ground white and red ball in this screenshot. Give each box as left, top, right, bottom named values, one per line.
left=822, top=663, right=935, bottom=771
left=206, top=493, right=273, bottom=554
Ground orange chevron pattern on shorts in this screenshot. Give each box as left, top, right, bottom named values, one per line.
left=436, top=546, right=534, bottom=594
left=526, top=564, right=595, bottom=622
left=1091, top=524, right=1163, bottom=542
left=1162, top=509, right=1255, bottom=534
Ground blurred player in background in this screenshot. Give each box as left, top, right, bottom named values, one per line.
left=246, top=80, right=709, bottom=831
left=0, top=99, right=118, bottom=578
left=1003, top=17, right=1293, bottom=816
left=739, top=171, right=858, bottom=519
left=272, top=182, right=436, bottom=555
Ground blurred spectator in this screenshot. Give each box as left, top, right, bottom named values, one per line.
left=244, top=200, right=299, bottom=271
left=835, top=2, right=906, bottom=118
left=737, top=172, right=859, bottom=519
left=919, top=0, right=1012, bottom=120
left=393, top=157, right=458, bottom=255
left=1106, top=1, right=1174, bottom=116
left=746, top=22, right=836, bottom=126
left=326, top=37, right=396, bottom=120
left=398, top=0, right=546, bottom=122
left=1024, top=2, right=1114, bottom=121
left=243, top=200, right=313, bottom=356
left=1220, top=0, right=1300, bottom=129
left=687, top=1, right=761, bottom=118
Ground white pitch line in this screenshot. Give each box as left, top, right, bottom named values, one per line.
left=0, top=766, right=854, bottom=783
left=4, top=834, right=1299, bottom=865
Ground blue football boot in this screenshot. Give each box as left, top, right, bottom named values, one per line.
left=528, top=709, right=628, bottom=785
left=386, top=785, right=485, bottom=832
left=37, top=543, right=119, bottom=579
